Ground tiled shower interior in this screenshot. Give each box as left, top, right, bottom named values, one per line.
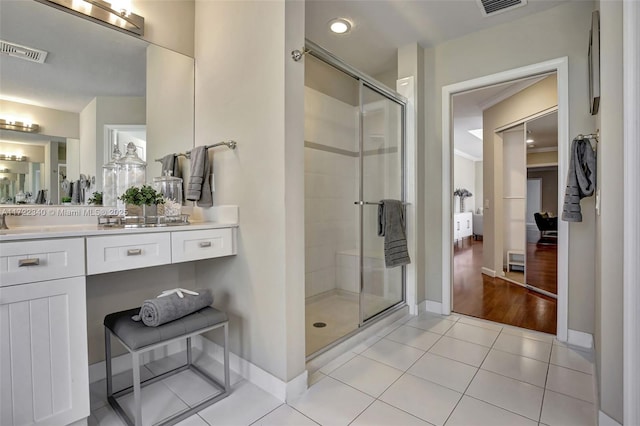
left=304, top=67, right=402, bottom=355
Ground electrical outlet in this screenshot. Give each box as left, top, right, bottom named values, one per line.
left=484, top=199, right=490, bottom=208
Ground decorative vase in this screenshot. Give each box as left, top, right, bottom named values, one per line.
left=460, top=197, right=466, bottom=213
left=454, top=196, right=460, bottom=213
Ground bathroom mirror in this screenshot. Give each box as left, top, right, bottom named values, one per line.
left=0, top=0, right=194, bottom=205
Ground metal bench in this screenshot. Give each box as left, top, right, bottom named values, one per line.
left=104, top=306, right=229, bottom=426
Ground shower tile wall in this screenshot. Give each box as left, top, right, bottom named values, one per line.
left=305, top=87, right=359, bottom=298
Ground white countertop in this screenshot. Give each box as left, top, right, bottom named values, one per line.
left=0, top=205, right=239, bottom=242
left=0, top=221, right=238, bottom=241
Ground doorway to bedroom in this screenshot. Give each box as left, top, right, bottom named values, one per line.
left=450, top=73, right=559, bottom=335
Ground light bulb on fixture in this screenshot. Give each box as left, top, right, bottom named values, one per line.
left=526, top=138, right=535, bottom=143
left=329, top=18, right=352, bottom=34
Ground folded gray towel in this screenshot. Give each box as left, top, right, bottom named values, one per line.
left=562, top=138, right=596, bottom=222
left=186, top=146, right=213, bottom=207
left=134, top=288, right=213, bottom=327
left=378, top=199, right=411, bottom=268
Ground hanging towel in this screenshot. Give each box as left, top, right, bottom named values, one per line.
left=561, top=138, right=596, bottom=222
left=378, top=199, right=411, bottom=268
left=160, top=154, right=176, bottom=176
left=161, top=153, right=184, bottom=201
left=186, top=146, right=213, bottom=207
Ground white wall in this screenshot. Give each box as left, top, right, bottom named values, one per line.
left=453, top=153, right=476, bottom=213
left=146, top=44, right=194, bottom=181
left=474, top=161, right=483, bottom=214
left=0, top=100, right=79, bottom=139
left=424, top=2, right=597, bottom=335
left=595, top=1, right=624, bottom=423
left=134, top=0, right=195, bottom=57
left=304, top=87, right=358, bottom=297
left=193, top=0, right=305, bottom=384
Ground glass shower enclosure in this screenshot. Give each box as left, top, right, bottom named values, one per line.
left=304, top=41, right=406, bottom=358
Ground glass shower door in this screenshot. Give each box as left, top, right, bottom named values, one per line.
left=360, top=83, right=405, bottom=322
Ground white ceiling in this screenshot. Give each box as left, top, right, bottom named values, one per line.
left=452, top=76, right=547, bottom=160
left=0, top=0, right=147, bottom=113
left=305, top=0, right=570, bottom=76
left=527, top=110, right=558, bottom=151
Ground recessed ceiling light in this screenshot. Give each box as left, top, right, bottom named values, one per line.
left=468, top=129, right=483, bottom=141
left=528, top=144, right=536, bottom=148
left=329, top=18, right=351, bottom=34
left=526, top=138, right=535, bottom=143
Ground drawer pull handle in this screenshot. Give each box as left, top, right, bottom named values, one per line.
left=127, top=249, right=143, bottom=256
left=199, top=241, right=212, bottom=248
left=19, top=258, right=40, bottom=267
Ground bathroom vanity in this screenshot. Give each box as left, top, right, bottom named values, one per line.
left=0, top=213, right=238, bottom=426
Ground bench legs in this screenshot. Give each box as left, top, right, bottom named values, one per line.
left=104, top=323, right=230, bottom=426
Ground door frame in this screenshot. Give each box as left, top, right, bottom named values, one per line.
left=441, top=57, right=569, bottom=341
left=623, top=0, right=640, bottom=423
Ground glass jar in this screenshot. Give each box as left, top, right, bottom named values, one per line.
left=153, top=171, right=183, bottom=217
left=102, top=146, right=122, bottom=207
left=115, top=142, right=146, bottom=212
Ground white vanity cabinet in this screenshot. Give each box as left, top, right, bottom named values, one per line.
left=454, top=212, right=473, bottom=242
left=0, top=222, right=238, bottom=426
left=0, top=239, right=89, bottom=426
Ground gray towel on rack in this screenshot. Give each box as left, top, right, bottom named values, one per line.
left=71, top=180, right=81, bottom=204
left=561, top=138, right=596, bottom=222
left=133, top=289, right=214, bottom=327
left=186, top=146, right=213, bottom=207
left=160, top=154, right=176, bottom=176
left=378, top=199, right=411, bottom=268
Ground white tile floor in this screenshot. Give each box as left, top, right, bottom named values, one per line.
left=89, top=312, right=597, bottom=426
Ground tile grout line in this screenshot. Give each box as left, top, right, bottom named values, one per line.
left=441, top=324, right=503, bottom=425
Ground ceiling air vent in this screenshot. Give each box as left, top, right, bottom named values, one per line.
left=0, top=40, right=48, bottom=64
left=477, top=0, right=528, bottom=16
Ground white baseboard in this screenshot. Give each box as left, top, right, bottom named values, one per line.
left=197, top=335, right=305, bottom=402
left=481, top=267, right=496, bottom=277
left=424, top=300, right=443, bottom=315
left=89, top=339, right=188, bottom=383
left=567, top=329, right=594, bottom=349
left=599, top=410, right=622, bottom=426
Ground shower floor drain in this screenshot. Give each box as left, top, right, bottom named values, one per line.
left=313, top=322, right=327, bottom=328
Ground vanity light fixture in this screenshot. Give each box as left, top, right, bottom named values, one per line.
left=36, top=0, right=144, bottom=36
left=329, top=18, right=352, bottom=34
left=0, top=117, right=39, bottom=133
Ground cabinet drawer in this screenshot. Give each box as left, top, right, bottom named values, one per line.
left=0, top=238, right=85, bottom=286
left=172, top=228, right=235, bottom=263
left=86, top=233, right=171, bottom=275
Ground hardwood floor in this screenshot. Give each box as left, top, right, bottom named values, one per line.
left=453, top=238, right=557, bottom=334
left=527, top=242, right=558, bottom=294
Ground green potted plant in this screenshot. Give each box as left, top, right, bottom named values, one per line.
left=88, top=191, right=103, bottom=206
left=119, top=185, right=164, bottom=217
left=61, top=196, right=72, bottom=205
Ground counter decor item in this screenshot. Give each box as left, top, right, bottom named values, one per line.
left=102, top=146, right=121, bottom=206
left=98, top=184, right=189, bottom=227
left=119, top=185, right=164, bottom=217
left=153, top=171, right=183, bottom=220
left=453, top=188, right=473, bottom=213
left=115, top=142, right=146, bottom=212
